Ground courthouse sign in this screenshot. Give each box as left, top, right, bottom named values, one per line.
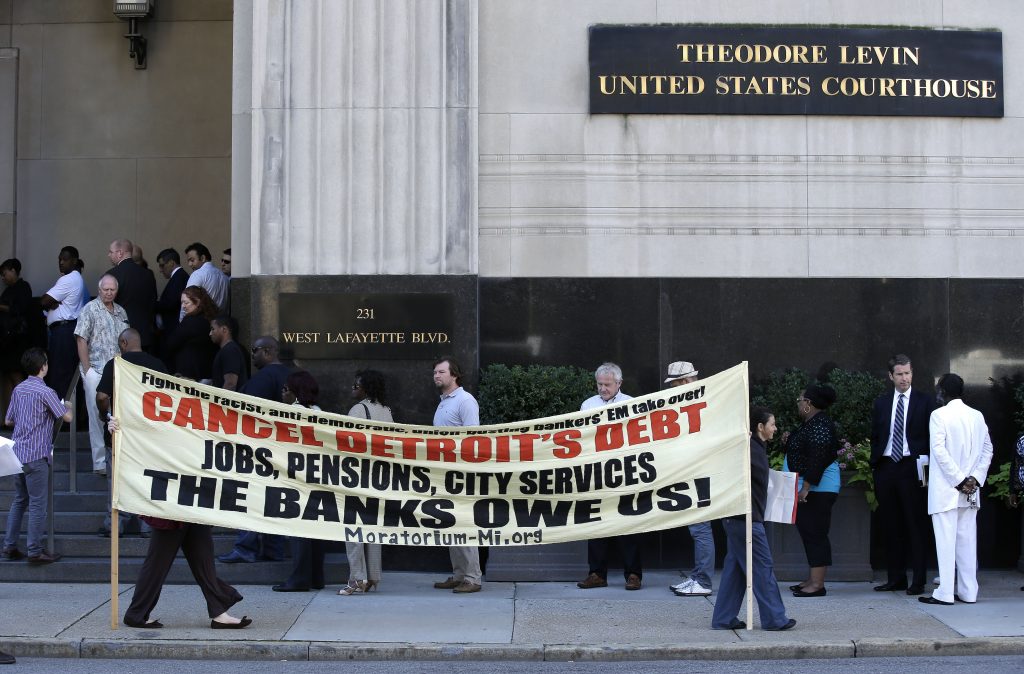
left=590, top=26, right=1003, bottom=117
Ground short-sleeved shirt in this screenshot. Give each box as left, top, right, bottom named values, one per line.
left=212, top=340, right=250, bottom=390
left=6, top=376, right=66, bottom=463
left=241, top=362, right=290, bottom=402
left=184, top=262, right=230, bottom=316
left=45, top=270, right=86, bottom=324
left=580, top=390, right=632, bottom=411
left=73, top=298, right=130, bottom=371
left=349, top=399, right=394, bottom=423
left=433, top=387, right=479, bottom=427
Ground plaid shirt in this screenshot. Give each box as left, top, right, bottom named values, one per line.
left=5, top=376, right=66, bottom=464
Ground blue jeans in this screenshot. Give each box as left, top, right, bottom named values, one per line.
left=4, top=458, right=50, bottom=556
left=687, top=521, right=715, bottom=589
left=711, top=518, right=789, bottom=630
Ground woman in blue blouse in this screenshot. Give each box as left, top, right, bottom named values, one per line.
left=784, top=383, right=840, bottom=598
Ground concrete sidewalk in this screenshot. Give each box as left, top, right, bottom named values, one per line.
left=0, top=569, right=1022, bottom=661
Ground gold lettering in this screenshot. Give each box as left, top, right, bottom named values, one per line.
left=598, top=75, right=615, bottom=95
left=281, top=332, right=320, bottom=344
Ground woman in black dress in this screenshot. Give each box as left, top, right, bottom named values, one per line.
left=164, top=286, right=218, bottom=382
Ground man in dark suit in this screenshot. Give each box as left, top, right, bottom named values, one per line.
left=106, top=239, right=157, bottom=351
left=154, top=248, right=189, bottom=348
left=869, top=353, right=936, bottom=595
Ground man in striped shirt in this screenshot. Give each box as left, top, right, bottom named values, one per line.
left=2, top=348, right=73, bottom=564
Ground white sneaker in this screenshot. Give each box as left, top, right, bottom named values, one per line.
left=673, top=579, right=712, bottom=596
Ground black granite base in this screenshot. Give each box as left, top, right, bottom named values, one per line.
left=228, top=275, right=1024, bottom=572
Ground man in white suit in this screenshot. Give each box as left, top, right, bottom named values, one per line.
left=920, top=373, right=993, bottom=606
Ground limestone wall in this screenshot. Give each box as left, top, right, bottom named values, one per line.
left=478, top=0, right=1024, bottom=278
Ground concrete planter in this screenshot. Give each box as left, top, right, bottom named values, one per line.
left=766, top=478, right=873, bottom=582
left=485, top=541, right=588, bottom=581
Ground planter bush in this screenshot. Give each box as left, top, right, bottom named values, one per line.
left=478, top=364, right=594, bottom=424
left=476, top=363, right=595, bottom=580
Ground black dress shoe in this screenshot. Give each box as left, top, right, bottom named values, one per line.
left=873, top=581, right=907, bottom=592
left=0, top=650, right=15, bottom=665
left=211, top=616, right=252, bottom=629
left=906, top=585, right=925, bottom=596
left=918, top=596, right=953, bottom=606
left=124, top=617, right=163, bottom=628
left=788, top=584, right=804, bottom=592
left=792, top=587, right=826, bottom=597
left=272, top=584, right=309, bottom=592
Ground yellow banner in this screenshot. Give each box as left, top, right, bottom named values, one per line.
left=112, top=360, right=750, bottom=546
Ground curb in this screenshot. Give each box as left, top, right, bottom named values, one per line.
left=854, top=637, right=1024, bottom=658
left=1, top=637, right=1023, bottom=661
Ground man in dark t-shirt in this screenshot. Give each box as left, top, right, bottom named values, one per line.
left=209, top=315, right=249, bottom=391
left=217, top=336, right=290, bottom=563
left=96, top=328, right=167, bottom=536
left=240, top=335, right=289, bottom=401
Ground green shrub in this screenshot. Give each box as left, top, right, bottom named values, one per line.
left=825, top=368, right=888, bottom=444
left=750, top=368, right=809, bottom=455
left=478, top=364, right=595, bottom=424
left=1016, top=381, right=1024, bottom=432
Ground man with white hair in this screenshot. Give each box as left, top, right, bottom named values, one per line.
left=73, top=275, right=129, bottom=475
left=577, top=362, right=643, bottom=591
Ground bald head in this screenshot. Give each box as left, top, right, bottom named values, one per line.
left=108, top=239, right=133, bottom=266
left=118, top=328, right=142, bottom=353
left=252, top=335, right=280, bottom=369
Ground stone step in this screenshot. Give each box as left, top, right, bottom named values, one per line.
left=0, top=556, right=348, bottom=585
left=0, top=491, right=108, bottom=511
left=3, top=532, right=241, bottom=557
left=51, top=473, right=108, bottom=492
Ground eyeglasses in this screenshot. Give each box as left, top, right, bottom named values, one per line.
left=352, top=384, right=363, bottom=389
left=252, top=346, right=266, bottom=354
left=221, top=259, right=231, bottom=264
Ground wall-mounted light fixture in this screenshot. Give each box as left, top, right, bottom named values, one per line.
left=113, top=1, right=155, bottom=69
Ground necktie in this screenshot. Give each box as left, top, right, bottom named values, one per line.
left=891, top=393, right=905, bottom=462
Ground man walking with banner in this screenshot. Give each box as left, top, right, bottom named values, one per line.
left=712, top=406, right=795, bottom=631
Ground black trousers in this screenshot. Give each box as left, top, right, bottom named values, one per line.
left=795, top=492, right=837, bottom=567
left=588, top=534, right=642, bottom=580
left=281, top=537, right=327, bottom=589
left=125, top=524, right=242, bottom=623
left=874, top=459, right=930, bottom=587
left=45, top=321, right=78, bottom=399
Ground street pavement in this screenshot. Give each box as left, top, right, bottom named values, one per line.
left=0, top=569, right=1022, bottom=662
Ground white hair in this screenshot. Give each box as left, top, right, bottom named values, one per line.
left=594, top=362, right=622, bottom=383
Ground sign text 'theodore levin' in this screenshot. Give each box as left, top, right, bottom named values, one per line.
left=589, top=25, right=1003, bottom=117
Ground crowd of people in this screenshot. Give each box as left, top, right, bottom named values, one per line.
left=0, top=238, right=1021, bottom=657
